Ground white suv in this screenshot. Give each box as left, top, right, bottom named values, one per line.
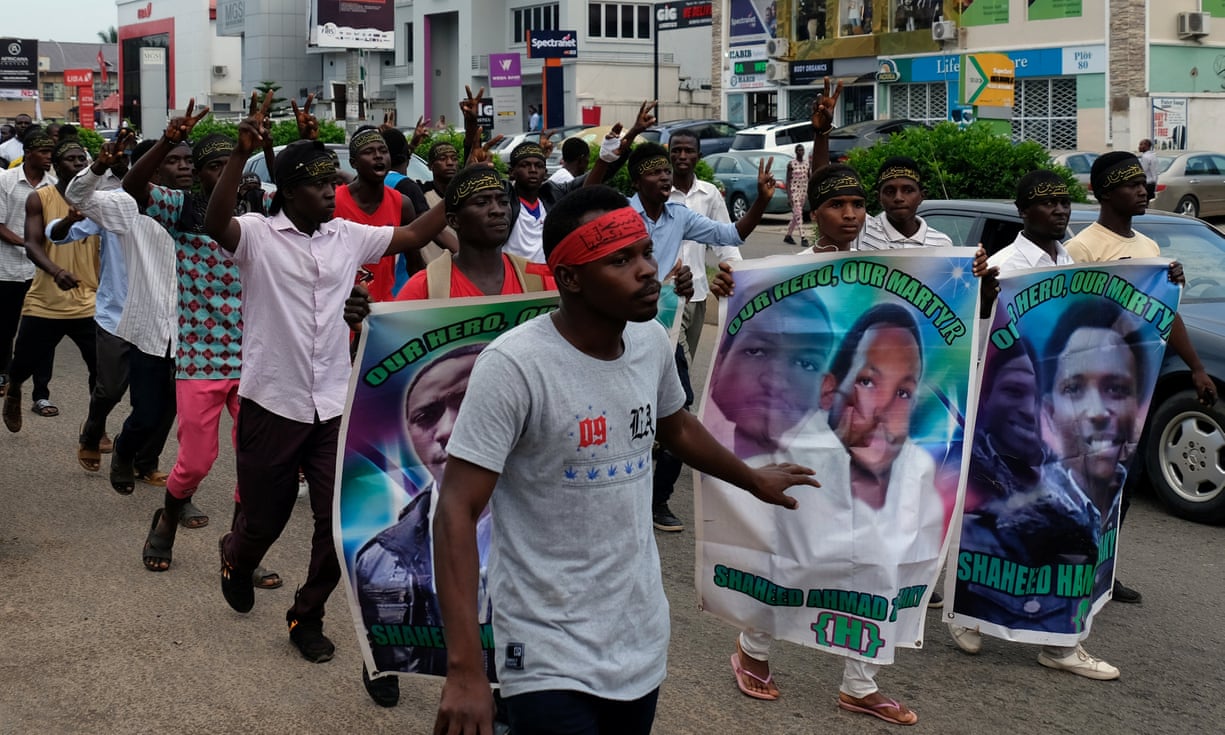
left=729, top=120, right=815, bottom=151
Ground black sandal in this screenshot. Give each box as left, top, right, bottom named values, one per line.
left=142, top=509, right=176, bottom=572
left=110, top=453, right=135, bottom=495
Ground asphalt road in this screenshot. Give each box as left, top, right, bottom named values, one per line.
left=2, top=218, right=1222, bottom=734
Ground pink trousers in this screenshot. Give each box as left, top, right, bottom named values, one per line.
left=166, top=378, right=241, bottom=501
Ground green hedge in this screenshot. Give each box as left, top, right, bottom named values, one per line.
left=185, top=115, right=346, bottom=147
left=845, top=121, right=1088, bottom=211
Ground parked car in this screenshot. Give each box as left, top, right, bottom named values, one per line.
left=1051, top=150, right=1100, bottom=188
left=637, top=119, right=743, bottom=155
left=494, top=124, right=591, bottom=156
left=760, top=118, right=928, bottom=163
left=730, top=119, right=816, bottom=152
left=1148, top=151, right=1225, bottom=218
left=704, top=150, right=794, bottom=219
left=918, top=199, right=1225, bottom=523
left=824, top=118, right=928, bottom=162
left=243, top=143, right=433, bottom=191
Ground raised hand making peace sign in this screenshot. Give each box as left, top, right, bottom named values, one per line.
left=291, top=93, right=319, bottom=141
left=163, top=98, right=211, bottom=143
left=810, top=76, right=843, bottom=135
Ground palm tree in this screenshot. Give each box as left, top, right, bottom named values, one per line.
left=97, top=26, right=118, bottom=44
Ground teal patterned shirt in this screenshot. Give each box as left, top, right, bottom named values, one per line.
left=146, top=185, right=243, bottom=379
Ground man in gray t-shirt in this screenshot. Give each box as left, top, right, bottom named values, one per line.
left=432, top=185, right=818, bottom=734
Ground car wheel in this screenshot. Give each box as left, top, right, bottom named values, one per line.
left=1145, top=389, right=1225, bottom=523
left=730, top=193, right=749, bottom=220
left=1176, top=195, right=1199, bottom=218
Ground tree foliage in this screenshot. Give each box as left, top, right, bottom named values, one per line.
left=75, top=127, right=106, bottom=157
left=846, top=121, right=1088, bottom=211
left=185, top=115, right=345, bottom=146
left=97, top=27, right=118, bottom=43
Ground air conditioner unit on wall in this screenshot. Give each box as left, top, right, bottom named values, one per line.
left=212, top=65, right=228, bottom=77
left=1178, top=12, right=1210, bottom=39
left=931, top=20, right=957, bottom=42
left=765, top=60, right=789, bottom=84
left=766, top=38, right=790, bottom=58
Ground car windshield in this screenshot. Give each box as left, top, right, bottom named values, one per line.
left=1068, top=218, right=1225, bottom=302
left=746, top=154, right=791, bottom=181
left=733, top=133, right=765, bottom=149
left=638, top=130, right=662, bottom=143
left=1157, top=156, right=1177, bottom=173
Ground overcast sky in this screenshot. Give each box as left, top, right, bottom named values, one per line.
left=4, top=1, right=122, bottom=45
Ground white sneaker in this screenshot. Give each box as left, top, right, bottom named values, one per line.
left=1037, top=645, right=1120, bottom=680
left=297, top=474, right=308, bottom=499
left=949, top=624, right=982, bottom=654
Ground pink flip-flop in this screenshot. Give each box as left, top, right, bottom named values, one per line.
left=730, top=648, right=779, bottom=701
left=837, top=693, right=918, bottom=726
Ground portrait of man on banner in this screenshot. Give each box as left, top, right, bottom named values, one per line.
left=950, top=261, right=1178, bottom=645
left=337, top=294, right=560, bottom=682
left=697, top=250, right=977, bottom=665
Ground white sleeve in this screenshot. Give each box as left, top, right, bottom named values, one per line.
left=65, top=169, right=136, bottom=235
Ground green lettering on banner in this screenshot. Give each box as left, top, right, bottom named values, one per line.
left=956, top=552, right=1062, bottom=596
left=810, top=612, right=885, bottom=658
left=805, top=588, right=889, bottom=621
left=840, top=260, right=887, bottom=288
left=881, top=269, right=968, bottom=345
left=1102, top=275, right=1177, bottom=338
left=423, top=314, right=509, bottom=351
left=726, top=290, right=775, bottom=336
left=369, top=624, right=448, bottom=648
left=1055, top=563, right=1095, bottom=597
left=364, top=338, right=427, bottom=386
left=713, top=564, right=804, bottom=606
left=1069, top=270, right=1108, bottom=295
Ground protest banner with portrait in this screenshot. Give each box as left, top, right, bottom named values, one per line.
left=336, top=284, right=683, bottom=681
left=946, top=259, right=1179, bottom=646
left=696, top=249, right=978, bottom=665
left=335, top=293, right=559, bottom=681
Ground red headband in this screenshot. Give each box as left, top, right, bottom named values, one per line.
left=547, top=207, right=649, bottom=269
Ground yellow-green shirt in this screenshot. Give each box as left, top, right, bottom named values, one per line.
left=23, top=187, right=99, bottom=319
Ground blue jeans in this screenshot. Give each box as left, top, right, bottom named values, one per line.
left=504, top=687, right=659, bottom=735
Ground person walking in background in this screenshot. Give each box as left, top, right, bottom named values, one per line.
left=784, top=143, right=810, bottom=247
left=1138, top=139, right=1159, bottom=202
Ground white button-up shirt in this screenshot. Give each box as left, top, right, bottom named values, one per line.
left=0, top=166, right=56, bottom=281
left=230, top=211, right=392, bottom=423
left=669, top=178, right=742, bottom=300
left=988, top=231, right=1073, bottom=274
